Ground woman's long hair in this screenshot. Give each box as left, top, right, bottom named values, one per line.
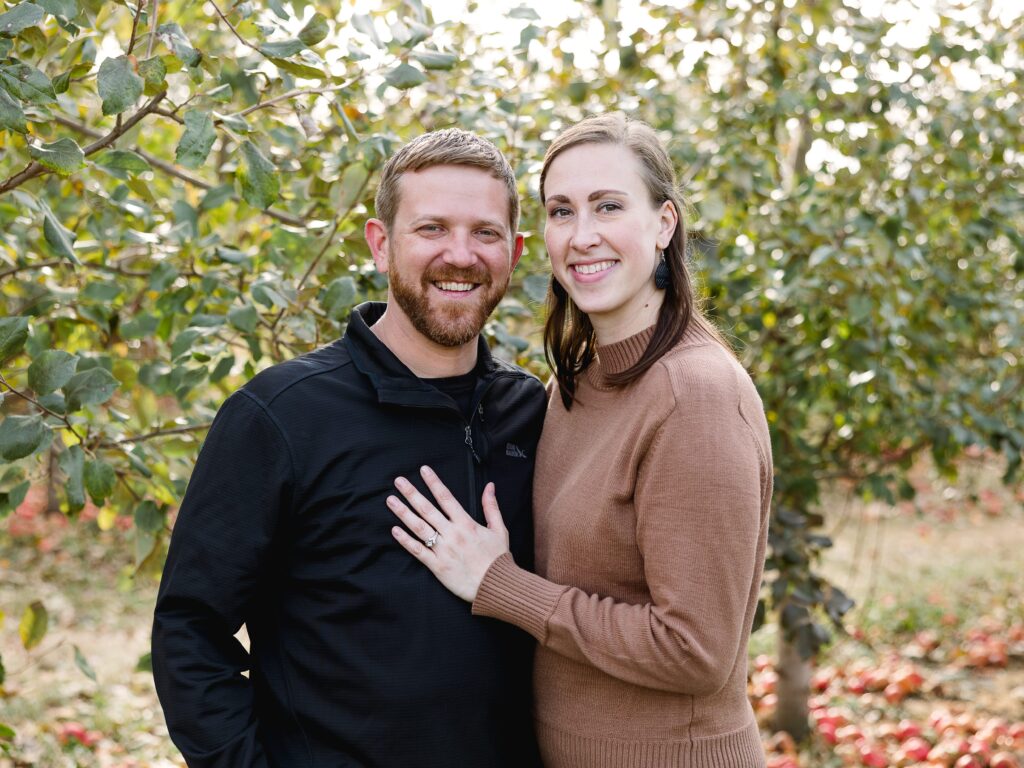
left=541, top=113, right=725, bottom=409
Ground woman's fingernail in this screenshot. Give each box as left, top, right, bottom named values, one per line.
left=420, top=465, right=433, bottom=476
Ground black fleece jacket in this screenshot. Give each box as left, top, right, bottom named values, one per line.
left=152, top=302, right=545, bottom=768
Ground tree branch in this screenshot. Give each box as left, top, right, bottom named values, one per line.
left=50, top=115, right=311, bottom=228
left=0, top=91, right=168, bottom=197
left=99, top=422, right=213, bottom=448
left=268, top=217, right=342, bottom=332
left=126, top=0, right=144, bottom=56
left=0, top=374, right=87, bottom=446
left=230, top=78, right=362, bottom=119
left=209, top=0, right=258, bottom=52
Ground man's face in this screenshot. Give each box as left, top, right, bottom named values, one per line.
left=372, top=165, right=523, bottom=348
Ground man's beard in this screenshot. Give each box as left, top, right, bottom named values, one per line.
left=388, top=250, right=509, bottom=347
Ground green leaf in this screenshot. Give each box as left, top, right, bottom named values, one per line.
left=0, top=415, right=49, bottom=461
left=42, top=205, right=78, bottom=262
left=98, top=55, right=143, bottom=115
left=298, top=12, right=328, bottom=46
left=0, top=316, right=29, bottom=363
left=228, top=304, right=259, bottom=333
left=35, top=0, right=76, bottom=19
left=0, top=655, right=6, bottom=687
left=239, top=140, right=279, bottom=209
left=175, top=109, right=216, bottom=169
left=19, top=601, right=47, bottom=650
left=83, top=459, right=116, bottom=504
left=63, top=367, right=119, bottom=412
left=134, top=499, right=163, bottom=533
left=385, top=62, right=426, bottom=89
left=95, top=149, right=150, bottom=178
left=29, top=137, right=85, bottom=176
left=523, top=274, right=550, bottom=303
left=0, top=3, right=44, bottom=37
left=0, top=721, right=14, bottom=741
left=0, top=63, right=55, bottom=104
left=270, top=57, right=326, bottom=80
left=320, top=276, right=357, bottom=320
left=337, top=163, right=369, bottom=210
left=206, top=82, right=232, bottom=102
left=157, top=23, right=201, bottom=67
left=199, top=183, right=234, bottom=211
left=138, top=55, right=167, bottom=94
left=508, top=5, right=540, bottom=20
left=0, top=480, right=30, bottom=519
left=411, top=50, right=457, bottom=71
left=215, top=111, right=251, bottom=133
left=135, top=652, right=152, bottom=673
left=28, top=350, right=77, bottom=395
left=59, top=444, right=85, bottom=511
left=73, top=644, right=97, bottom=682
left=351, top=13, right=381, bottom=47
left=259, top=38, right=303, bottom=58
left=0, top=85, right=27, bottom=133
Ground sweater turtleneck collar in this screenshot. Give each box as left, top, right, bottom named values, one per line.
left=586, top=319, right=721, bottom=389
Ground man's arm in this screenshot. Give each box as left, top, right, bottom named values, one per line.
left=152, top=391, right=294, bottom=768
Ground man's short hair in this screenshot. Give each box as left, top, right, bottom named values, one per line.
left=374, top=128, right=520, bottom=239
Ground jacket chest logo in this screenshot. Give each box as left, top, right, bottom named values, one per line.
left=505, top=442, right=528, bottom=459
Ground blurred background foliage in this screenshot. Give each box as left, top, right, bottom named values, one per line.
left=1, top=0, right=1021, bottom=739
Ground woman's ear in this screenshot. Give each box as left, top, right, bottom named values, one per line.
left=657, top=200, right=679, bottom=250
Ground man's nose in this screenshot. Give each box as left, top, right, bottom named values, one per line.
left=443, top=232, right=478, bottom=267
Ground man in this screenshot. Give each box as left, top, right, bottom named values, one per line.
left=152, top=129, right=545, bottom=768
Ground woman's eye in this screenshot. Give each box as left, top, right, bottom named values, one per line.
left=547, top=207, right=571, bottom=218
left=598, top=202, right=622, bottom=213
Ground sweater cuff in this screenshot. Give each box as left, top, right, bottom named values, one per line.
left=472, top=552, right=568, bottom=643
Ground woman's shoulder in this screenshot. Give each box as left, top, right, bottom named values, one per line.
left=655, top=333, right=748, bottom=397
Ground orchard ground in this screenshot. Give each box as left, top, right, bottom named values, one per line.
left=1, top=456, right=1022, bottom=768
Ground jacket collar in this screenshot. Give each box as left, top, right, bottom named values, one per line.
left=344, top=302, right=498, bottom=407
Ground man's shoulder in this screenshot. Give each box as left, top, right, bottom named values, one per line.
left=241, top=339, right=354, bottom=408
left=486, top=357, right=546, bottom=398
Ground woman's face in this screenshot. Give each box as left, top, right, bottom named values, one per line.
left=543, top=142, right=677, bottom=343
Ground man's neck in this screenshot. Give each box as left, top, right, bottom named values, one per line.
left=370, top=308, right=478, bottom=379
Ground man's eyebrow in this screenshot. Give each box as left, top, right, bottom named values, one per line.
left=407, top=215, right=507, bottom=232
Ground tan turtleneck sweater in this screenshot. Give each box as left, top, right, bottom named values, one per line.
left=473, top=321, right=772, bottom=767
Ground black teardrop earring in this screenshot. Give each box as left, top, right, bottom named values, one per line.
left=654, top=250, right=670, bottom=289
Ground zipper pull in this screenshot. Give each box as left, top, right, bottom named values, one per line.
left=477, top=402, right=485, bottom=423
left=464, top=425, right=481, bottom=463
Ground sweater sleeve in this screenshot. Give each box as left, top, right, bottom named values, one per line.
left=473, top=364, right=767, bottom=696
left=152, top=391, right=294, bottom=767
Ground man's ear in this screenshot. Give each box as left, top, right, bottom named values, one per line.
left=510, top=233, right=525, bottom=272
left=365, top=218, right=390, bottom=273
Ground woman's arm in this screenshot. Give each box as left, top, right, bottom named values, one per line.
left=389, top=374, right=769, bottom=696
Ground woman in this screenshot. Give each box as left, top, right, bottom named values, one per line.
left=387, top=113, right=772, bottom=767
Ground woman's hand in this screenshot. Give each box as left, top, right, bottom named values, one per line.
left=388, top=466, right=510, bottom=603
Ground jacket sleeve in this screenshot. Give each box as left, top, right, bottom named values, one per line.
left=152, top=391, right=294, bottom=767
left=472, top=366, right=769, bottom=696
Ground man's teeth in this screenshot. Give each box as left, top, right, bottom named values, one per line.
left=435, top=281, right=475, bottom=291
left=573, top=261, right=616, bottom=275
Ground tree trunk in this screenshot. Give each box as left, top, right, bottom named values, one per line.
left=774, top=630, right=811, bottom=740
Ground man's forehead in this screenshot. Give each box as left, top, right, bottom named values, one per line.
left=394, top=167, right=511, bottom=221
